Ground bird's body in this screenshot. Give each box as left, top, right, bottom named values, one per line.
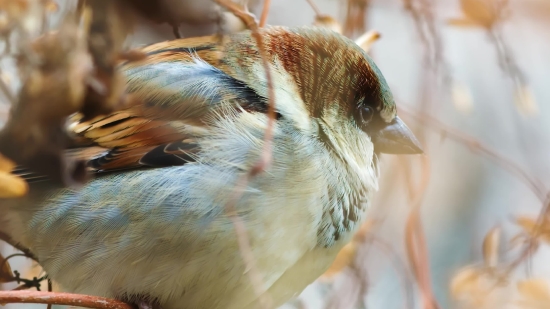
left=0, top=26, right=421, bottom=309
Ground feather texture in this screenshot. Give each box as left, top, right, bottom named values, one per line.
left=0, top=26, right=417, bottom=309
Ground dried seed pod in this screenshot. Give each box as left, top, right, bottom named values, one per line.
left=0, top=171, right=28, bottom=198
left=0, top=253, right=14, bottom=283
left=313, top=15, right=342, bottom=34
left=482, top=226, right=501, bottom=268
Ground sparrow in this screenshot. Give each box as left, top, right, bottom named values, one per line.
left=0, top=26, right=422, bottom=309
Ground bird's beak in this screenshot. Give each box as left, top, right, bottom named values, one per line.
left=372, top=116, right=423, bottom=154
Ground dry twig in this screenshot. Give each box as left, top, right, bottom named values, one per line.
left=212, top=1, right=277, bottom=308
left=0, top=291, right=134, bottom=309
left=342, top=0, right=370, bottom=37
left=259, top=0, right=271, bottom=27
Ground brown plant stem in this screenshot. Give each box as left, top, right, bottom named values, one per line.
left=259, top=0, right=271, bottom=27
left=0, top=291, right=133, bottom=309
left=400, top=105, right=550, bottom=286
left=403, top=155, right=440, bottom=309
left=305, top=0, right=322, bottom=16
left=0, top=73, right=15, bottom=105
left=399, top=107, right=546, bottom=200
left=0, top=232, right=38, bottom=262
left=212, top=1, right=276, bottom=308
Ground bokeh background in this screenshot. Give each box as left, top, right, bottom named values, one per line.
left=2, top=0, right=550, bottom=308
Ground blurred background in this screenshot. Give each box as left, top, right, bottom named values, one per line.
left=2, top=0, right=550, bottom=308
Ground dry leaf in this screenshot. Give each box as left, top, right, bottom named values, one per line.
left=509, top=234, right=528, bottom=250
left=352, top=218, right=377, bottom=242
left=450, top=267, right=483, bottom=298
left=43, top=0, right=58, bottom=12
left=0, top=253, right=14, bottom=283
left=517, top=217, right=537, bottom=232
left=460, top=0, right=499, bottom=28
left=450, top=266, right=509, bottom=308
left=321, top=219, right=376, bottom=279
left=313, top=15, right=342, bottom=34
left=517, top=279, right=550, bottom=309
left=516, top=216, right=550, bottom=244
left=0, top=72, right=12, bottom=86
left=0, top=170, right=28, bottom=198
left=514, top=84, right=538, bottom=116
left=451, top=81, right=474, bottom=113
left=222, top=11, right=247, bottom=33
left=118, top=49, right=148, bottom=62
left=482, top=226, right=500, bottom=268
left=447, top=17, right=485, bottom=28
left=0, top=153, right=15, bottom=172
left=354, top=30, right=380, bottom=53
left=321, top=241, right=357, bottom=279
left=23, top=260, right=43, bottom=281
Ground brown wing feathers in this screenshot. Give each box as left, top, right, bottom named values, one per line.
left=71, top=111, right=195, bottom=172
left=15, top=34, right=269, bottom=181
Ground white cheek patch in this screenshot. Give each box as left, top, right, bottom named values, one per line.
left=248, top=57, right=312, bottom=133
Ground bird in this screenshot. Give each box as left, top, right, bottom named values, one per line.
left=0, top=26, right=422, bottom=309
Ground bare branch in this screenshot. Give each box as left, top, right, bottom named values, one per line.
left=0, top=291, right=133, bottom=309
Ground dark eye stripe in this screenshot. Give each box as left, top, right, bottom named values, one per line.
left=144, top=45, right=214, bottom=56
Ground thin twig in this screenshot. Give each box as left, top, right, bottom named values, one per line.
left=403, top=155, right=440, bottom=309
left=47, top=279, right=53, bottom=309
left=305, top=0, right=322, bottom=16
left=400, top=105, right=550, bottom=286
left=368, top=237, right=416, bottom=309
left=171, top=23, right=182, bottom=39
left=212, top=1, right=276, bottom=308
left=259, top=0, right=271, bottom=27
left=403, top=0, right=451, bottom=85
left=399, top=107, right=546, bottom=200
left=0, top=291, right=133, bottom=309
left=350, top=234, right=416, bottom=309
left=504, top=193, right=550, bottom=275
left=0, top=232, right=38, bottom=262
left=0, top=72, right=15, bottom=105
left=343, top=0, right=370, bottom=37
left=0, top=253, right=30, bottom=282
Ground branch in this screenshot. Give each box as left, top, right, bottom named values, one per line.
left=0, top=232, right=38, bottom=262
left=211, top=1, right=276, bottom=308
left=399, top=106, right=546, bottom=200
left=259, top=0, right=271, bottom=27
left=0, top=291, right=133, bottom=309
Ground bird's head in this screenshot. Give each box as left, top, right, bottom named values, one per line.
left=223, top=26, right=422, bottom=157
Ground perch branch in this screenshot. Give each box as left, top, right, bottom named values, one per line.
left=0, top=291, right=133, bottom=309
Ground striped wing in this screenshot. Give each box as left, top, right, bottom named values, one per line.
left=19, top=34, right=269, bottom=181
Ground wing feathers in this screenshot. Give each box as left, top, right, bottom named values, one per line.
left=16, top=34, right=271, bottom=180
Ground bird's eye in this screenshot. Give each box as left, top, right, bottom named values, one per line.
left=357, top=106, right=374, bottom=124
